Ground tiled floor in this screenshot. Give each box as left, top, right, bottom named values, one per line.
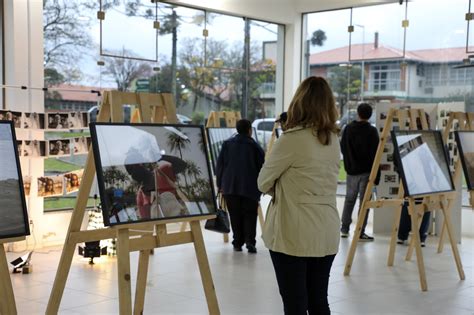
left=4, top=197, right=474, bottom=314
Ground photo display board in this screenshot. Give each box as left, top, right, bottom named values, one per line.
left=455, top=131, right=474, bottom=190
left=206, top=127, right=258, bottom=172
left=0, top=121, right=30, bottom=239
left=391, top=130, right=454, bottom=197
left=91, top=123, right=217, bottom=226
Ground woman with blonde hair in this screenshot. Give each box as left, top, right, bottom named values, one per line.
left=258, top=76, right=340, bottom=315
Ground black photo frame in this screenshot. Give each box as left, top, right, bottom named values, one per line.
left=391, top=130, right=454, bottom=197
left=90, top=123, right=217, bottom=227
left=0, top=121, right=30, bottom=239
left=454, top=131, right=474, bottom=190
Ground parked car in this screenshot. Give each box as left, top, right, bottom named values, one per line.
left=177, top=114, right=192, bottom=124
left=252, top=118, right=276, bottom=150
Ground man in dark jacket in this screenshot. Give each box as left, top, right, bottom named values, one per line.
left=216, top=119, right=265, bottom=253
left=340, top=103, right=379, bottom=241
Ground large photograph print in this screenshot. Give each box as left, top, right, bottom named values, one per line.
left=206, top=127, right=259, bottom=172
left=391, top=130, right=454, bottom=197
left=455, top=131, right=474, bottom=190
left=0, top=122, right=30, bottom=239
left=91, top=123, right=217, bottom=226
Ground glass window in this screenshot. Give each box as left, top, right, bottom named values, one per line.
left=257, top=121, right=275, bottom=131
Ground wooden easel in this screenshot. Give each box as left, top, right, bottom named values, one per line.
left=343, top=108, right=465, bottom=291
left=46, top=91, right=220, bottom=315
left=0, top=236, right=24, bottom=315
left=437, top=111, right=474, bottom=252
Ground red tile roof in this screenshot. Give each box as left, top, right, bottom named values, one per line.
left=310, top=43, right=473, bottom=65
left=49, top=84, right=103, bottom=102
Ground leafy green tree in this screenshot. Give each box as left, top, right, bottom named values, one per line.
left=104, top=49, right=153, bottom=91
left=327, top=66, right=362, bottom=114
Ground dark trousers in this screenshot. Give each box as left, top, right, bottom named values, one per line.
left=269, top=250, right=336, bottom=315
left=224, top=195, right=258, bottom=247
left=398, top=203, right=431, bottom=242
left=341, top=173, right=370, bottom=234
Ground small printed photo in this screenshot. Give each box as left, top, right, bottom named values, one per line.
left=380, top=127, right=384, bottom=133
left=449, top=132, right=453, bottom=140
left=16, top=141, right=23, bottom=157
left=0, top=110, right=22, bottom=128
left=48, top=139, right=71, bottom=156
left=383, top=146, right=390, bottom=153
left=47, top=113, right=69, bottom=129
left=442, top=119, right=447, bottom=127
left=37, top=175, right=64, bottom=197
left=440, top=110, right=446, bottom=118
left=380, top=164, right=391, bottom=171
left=23, top=176, right=31, bottom=196
left=64, top=169, right=83, bottom=194
left=72, top=136, right=90, bottom=154
left=387, top=154, right=394, bottom=162
left=448, top=143, right=453, bottom=151
left=454, top=122, right=459, bottom=130
left=23, top=112, right=45, bottom=129
left=380, top=113, right=387, bottom=120
left=389, top=187, right=399, bottom=195
left=453, top=147, right=457, bottom=156
left=23, top=140, right=46, bottom=157
left=384, top=174, right=397, bottom=183
left=393, top=117, right=399, bottom=123
left=68, top=112, right=88, bottom=129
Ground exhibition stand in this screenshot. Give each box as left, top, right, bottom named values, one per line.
left=46, top=91, right=220, bottom=315
left=343, top=108, right=465, bottom=291
left=437, top=112, right=474, bottom=251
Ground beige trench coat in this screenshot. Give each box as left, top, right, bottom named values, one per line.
left=258, top=126, right=340, bottom=257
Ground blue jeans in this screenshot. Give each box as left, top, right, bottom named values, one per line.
left=341, top=173, right=370, bottom=235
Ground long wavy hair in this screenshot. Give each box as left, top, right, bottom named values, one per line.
left=284, top=76, right=339, bottom=145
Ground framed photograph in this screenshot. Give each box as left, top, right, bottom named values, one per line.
left=454, top=131, right=474, bottom=190
left=23, top=112, right=45, bottom=129
left=391, top=130, right=454, bottom=197
left=23, top=176, right=32, bottom=197
left=91, top=123, right=217, bottom=226
left=206, top=127, right=236, bottom=172
left=23, top=140, right=46, bottom=157
left=0, top=110, right=22, bottom=128
left=37, top=175, right=64, bottom=197
left=68, top=112, right=89, bottom=129
left=47, top=112, right=69, bottom=129
left=0, top=121, right=30, bottom=239
left=73, top=136, right=90, bottom=155
left=48, top=139, right=71, bottom=156
left=64, top=169, right=83, bottom=194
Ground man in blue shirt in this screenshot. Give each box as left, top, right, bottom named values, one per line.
left=216, top=119, right=265, bottom=253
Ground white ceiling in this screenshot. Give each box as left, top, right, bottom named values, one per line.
left=166, top=0, right=400, bottom=24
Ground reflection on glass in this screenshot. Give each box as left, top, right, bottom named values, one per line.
left=455, top=131, right=474, bottom=190
left=92, top=124, right=216, bottom=226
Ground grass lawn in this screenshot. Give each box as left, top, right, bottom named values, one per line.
left=44, top=197, right=96, bottom=210
left=339, top=160, right=347, bottom=182
left=44, top=158, right=81, bottom=172
left=45, top=131, right=90, bottom=139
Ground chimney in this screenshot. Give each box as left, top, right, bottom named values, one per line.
left=374, top=32, right=379, bottom=49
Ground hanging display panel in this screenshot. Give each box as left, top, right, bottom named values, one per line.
left=91, top=123, right=217, bottom=226
left=391, top=130, right=454, bottom=197
left=0, top=121, right=30, bottom=239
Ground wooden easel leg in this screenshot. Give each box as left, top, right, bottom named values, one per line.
left=437, top=220, right=446, bottom=254
left=223, top=233, right=229, bottom=243
left=344, top=206, right=369, bottom=276
left=190, top=221, right=220, bottom=315
left=257, top=204, right=265, bottom=230
left=116, top=229, right=132, bottom=315
left=133, top=250, right=150, bottom=315
left=387, top=204, right=403, bottom=266
left=46, top=238, right=78, bottom=314
left=408, top=199, right=428, bottom=291
left=406, top=213, right=423, bottom=261
left=0, top=245, right=17, bottom=315
left=441, top=201, right=465, bottom=280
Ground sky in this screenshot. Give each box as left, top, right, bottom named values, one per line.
left=0, top=124, right=20, bottom=181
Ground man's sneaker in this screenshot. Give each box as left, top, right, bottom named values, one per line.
left=233, top=246, right=242, bottom=252
left=397, top=239, right=407, bottom=245
left=420, top=241, right=426, bottom=247
left=341, top=232, right=349, bottom=238
left=359, top=233, right=375, bottom=242
left=247, top=245, right=257, bottom=254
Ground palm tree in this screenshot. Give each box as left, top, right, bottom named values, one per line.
left=185, top=160, right=204, bottom=213
left=166, top=129, right=191, bottom=188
